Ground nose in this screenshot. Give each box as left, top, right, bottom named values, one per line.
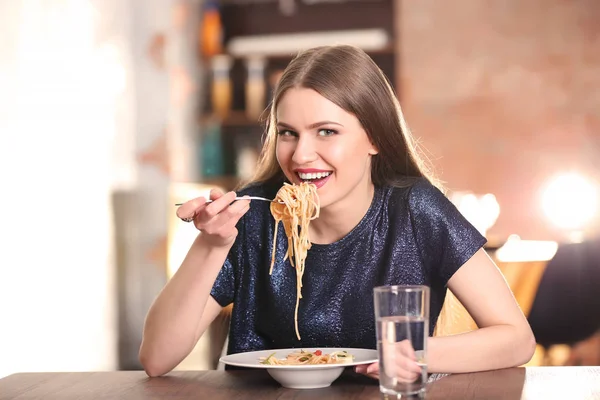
left=291, top=134, right=317, bottom=165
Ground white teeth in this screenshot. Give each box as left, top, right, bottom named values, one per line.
left=298, top=171, right=331, bottom=180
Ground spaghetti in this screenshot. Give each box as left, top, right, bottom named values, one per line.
left=269, top=182, right=320, bottom=340
left=260, top=349, right=354, bottom=365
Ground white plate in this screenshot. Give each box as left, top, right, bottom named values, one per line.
left=220, top=347, right=378, bottom=389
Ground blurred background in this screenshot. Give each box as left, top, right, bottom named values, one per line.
left=1, top=0, right=599, bottom=379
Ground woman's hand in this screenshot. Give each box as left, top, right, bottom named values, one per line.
left=354, top=340, right=423, bottom=381
left=176, top=189, right=251, bottom=248
left=354, top=362, right=380, bottom=380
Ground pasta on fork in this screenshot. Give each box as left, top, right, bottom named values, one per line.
left=269, top=182, right=320, bottom=340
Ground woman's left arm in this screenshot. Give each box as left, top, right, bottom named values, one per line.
left=427, top=248, right=537, bottom=373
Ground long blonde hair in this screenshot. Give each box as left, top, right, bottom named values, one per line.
left=248, top=45, right=438, bottom=189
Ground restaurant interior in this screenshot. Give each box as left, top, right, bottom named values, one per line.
left=0, top=0, right=599, bottom=380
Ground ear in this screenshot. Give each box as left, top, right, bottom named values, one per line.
left=368, top=146, right=379, bottom=156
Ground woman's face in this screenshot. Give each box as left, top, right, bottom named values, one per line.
left=275, top=87, right=378, bottom=209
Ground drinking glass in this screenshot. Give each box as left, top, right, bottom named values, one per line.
left=374, top=285, right=430, bottom=397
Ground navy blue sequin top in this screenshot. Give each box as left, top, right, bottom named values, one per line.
left=210, top=177, right=486, bottom=355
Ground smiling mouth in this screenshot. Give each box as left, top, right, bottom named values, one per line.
left=295, top=171, right=332, bottom=188
left=297, top=171, right=332, bottom=181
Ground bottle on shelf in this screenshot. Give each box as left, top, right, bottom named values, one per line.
left=244, top=56, right=267, bottom=122
left=199, top=0, right=223, bottom=58
left=210, top=54, right=233, bottom=120
left=200, top=119, right=224, bottom=178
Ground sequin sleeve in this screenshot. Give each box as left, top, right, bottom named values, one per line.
left=210, top=256, right=236, bottom=307
left=408, top=179, right=487, bottom=285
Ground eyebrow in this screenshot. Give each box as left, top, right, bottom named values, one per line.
left=276, top=121, right=344, bottom=130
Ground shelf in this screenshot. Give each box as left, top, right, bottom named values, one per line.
left=200, top=111, right=266, bottom=128
left=201, top=44, right=396, bottom=64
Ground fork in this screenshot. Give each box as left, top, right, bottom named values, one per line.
left=174, top=196, right=283, bottom=206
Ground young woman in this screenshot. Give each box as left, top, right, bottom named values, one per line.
left=139, top=45, right=536, bottom=380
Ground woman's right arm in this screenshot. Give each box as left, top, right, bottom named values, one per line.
left=139, top=190, right=250, bottom=377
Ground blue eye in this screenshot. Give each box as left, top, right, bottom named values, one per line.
left=318, top=129, right=337, bottom=137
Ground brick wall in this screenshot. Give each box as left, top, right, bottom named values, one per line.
left=397, top=0, right=600, bottom=242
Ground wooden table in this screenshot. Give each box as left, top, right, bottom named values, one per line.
left=1, top=367, right=599, bottom=399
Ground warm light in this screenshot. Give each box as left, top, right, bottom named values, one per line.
left=450, top=192, right=500, bottom=237
left=541, top=173, right=598, bottom=231
left=495, top=234, right=558, bottom=262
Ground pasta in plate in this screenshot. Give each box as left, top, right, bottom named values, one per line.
left=260, top=349, right=354, bottom=365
